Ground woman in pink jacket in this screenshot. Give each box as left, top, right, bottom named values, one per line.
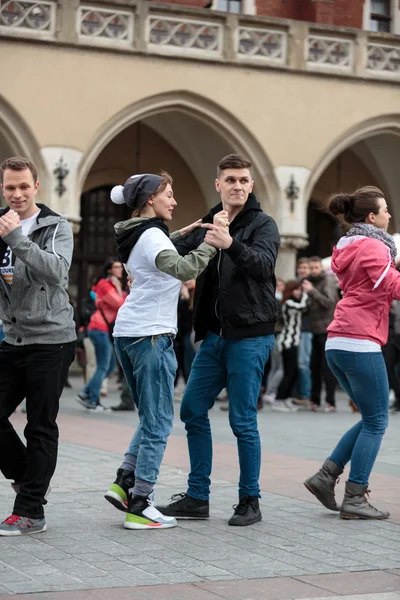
left=304, top=186, right=400, bottom=520
left=77, top=258, right=127, bottom=411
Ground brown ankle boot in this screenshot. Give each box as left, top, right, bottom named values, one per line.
left=304, top=458, right=342, bottom=511
left=340, top=481, right=389, bottom=520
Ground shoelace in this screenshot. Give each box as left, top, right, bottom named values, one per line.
left=170, top=492, right=187, bottom=504
left=232, top=500, right=250, bottom=516
left=3, top=514, right=20, bottom=525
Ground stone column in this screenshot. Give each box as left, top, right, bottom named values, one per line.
left=274, top=166, right=311, bottom=280
left=40, top=147, right=83, bottom=228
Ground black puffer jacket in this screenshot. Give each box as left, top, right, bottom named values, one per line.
left=174, top=193, right=280, bottom=341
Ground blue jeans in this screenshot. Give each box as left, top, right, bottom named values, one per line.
left=114, top=335, right=177, bottom=485
left=297, top=332, right=312, bottom=399
left=181, top=332, right=274, bottom=500
left=326, top=349, right=389, bottom=485
left=83, top=330, right=116, bottom=405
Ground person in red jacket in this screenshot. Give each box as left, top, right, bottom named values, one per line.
left=77, top=258, right=126, bottom=411
left=304, top=186, right=400, bottom=520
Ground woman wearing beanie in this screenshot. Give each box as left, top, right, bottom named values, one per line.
left=304, top=186, right=400, bottom=520
left=104, top=172, right=221, bottom=530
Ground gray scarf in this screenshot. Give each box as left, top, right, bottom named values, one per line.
left=346, top=222, right=397, bottom=264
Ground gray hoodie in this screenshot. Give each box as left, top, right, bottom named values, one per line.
left=0, top=204, right=76, bottom=345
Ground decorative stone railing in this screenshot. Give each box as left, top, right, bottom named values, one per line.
left=78, top=5, right=134, bottom=46
left=1, top=0, right=400, bottom=81
left=367, top=42, right=400, bottom=76
left=0, top=0, right=56, bottom=38
left=147, top=15, right=223, bottom=57
left=307, top=35, right=353, bottom=71
left=237, top=27, right=286, bottom=64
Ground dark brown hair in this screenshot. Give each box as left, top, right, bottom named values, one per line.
left=0, top=156, right=38, bottom=184
left=297, top=257, right=310, bottom=266
left=217, top=154, right=252, bottom=178
left=328, top=186, right=384, bottom=225
left=308, top=256, right=322, bottom=264
left=282, top=280, right=302, bottom=304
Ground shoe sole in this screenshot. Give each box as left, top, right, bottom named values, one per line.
left=340, top=513, right=389, bottom=520
left=303, top=481, right=339, bottom=512
left=104, top=491, right=127, bottom=512
left=124, top=521, right=177, bottom=530
left=0, top=524, right=47, bottom=536
left=228, top=514, right=262, bottom=526
left=154, top=510, right=209, bottom=519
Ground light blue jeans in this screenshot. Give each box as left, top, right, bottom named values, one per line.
left=114, top=335, right=177, bottom=485
left=297, top=331, right=312, bottom=399
left=326, top=349, right=389, bottom=485
left=181, top=332, right=274, bottom=500
left=83, top=330, right=116, bottom=406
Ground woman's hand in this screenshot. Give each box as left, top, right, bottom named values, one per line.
left=179, top=219, right=202, bottom=237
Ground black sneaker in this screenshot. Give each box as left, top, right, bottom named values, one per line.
left=104, top=468, right=135, bottom=512
left=155, top=493, right=209, bottom=519
left=228, top=496, right=262, bottom=526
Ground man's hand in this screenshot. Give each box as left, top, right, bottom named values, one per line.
left=301, top=279, right=313, bottom=293
left=180, top=283, right=190, bottom=300
left=180, top=219, right=202, bottom=237
left=213, top=210, right=229, bottom=228
left=0, top=211, right=20, bottom=238
left=202, top=223, right=233, bottom=250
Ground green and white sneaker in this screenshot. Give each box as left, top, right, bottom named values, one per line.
left=0, top=514, right=47, bottom=536
left=105, top=468, right=135, bottom=512
left=124, top=493, right=177, bottom=530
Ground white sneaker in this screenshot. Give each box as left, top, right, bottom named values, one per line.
left=124, top=493, right=177, bottom=530
left=263, top=394, right=276, bottom=405
left=271, top=401, right=291, bottom=412
left=87, top=404, right=111, bottom=413
left=283, top=399, right=299, bottom=412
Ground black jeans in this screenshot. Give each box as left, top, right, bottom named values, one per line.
left=276, top=346, right=298, bottom=400
left=311, top=333, right=337, bottom=407
left=0, top=341, right=76, bottom=519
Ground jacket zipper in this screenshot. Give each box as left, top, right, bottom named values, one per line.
left=215, top=249, right=222, bottom=335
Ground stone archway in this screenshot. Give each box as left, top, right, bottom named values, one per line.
left=304, top=116, right=400, bottom=258
left=77, top=90, right=279, bottom=216
left=0, top=95, right=44, bottom=177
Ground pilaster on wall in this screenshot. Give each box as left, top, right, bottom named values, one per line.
left=274, top=165, right=310, bottom=280
left=40, top=147, right=83, bottom=227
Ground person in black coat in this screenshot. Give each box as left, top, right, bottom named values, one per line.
left=156, top=154, right=280, bottom=526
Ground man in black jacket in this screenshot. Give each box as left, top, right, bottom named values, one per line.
left=157, top=154, right=280, bottom=526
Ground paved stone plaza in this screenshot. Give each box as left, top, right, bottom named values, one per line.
left=0, top=377, right=399, bottom=599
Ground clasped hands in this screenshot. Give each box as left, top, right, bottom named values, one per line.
left=0, top=210, right=20, bottom=238
left=178, top=210, right=232, bottom=249
left=202, top=210, right=232, bottom=250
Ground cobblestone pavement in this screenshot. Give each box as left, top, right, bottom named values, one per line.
left=0, top=376, right=399, bottom=599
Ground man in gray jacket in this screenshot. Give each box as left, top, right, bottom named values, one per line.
left=0, top=156, right=76, bottom=535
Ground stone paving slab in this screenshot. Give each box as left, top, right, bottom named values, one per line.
left=1, top=380, right=400, bottom=598
left=1, top=442, right=400, bottom=596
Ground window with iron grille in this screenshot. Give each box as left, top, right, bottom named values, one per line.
left=370, top=0, right=391, bottom=32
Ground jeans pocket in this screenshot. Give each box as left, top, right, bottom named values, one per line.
left=155, top=335, right=175, bottom=351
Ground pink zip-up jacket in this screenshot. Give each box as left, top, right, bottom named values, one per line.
left=327, top=235, right=400, bottom=346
